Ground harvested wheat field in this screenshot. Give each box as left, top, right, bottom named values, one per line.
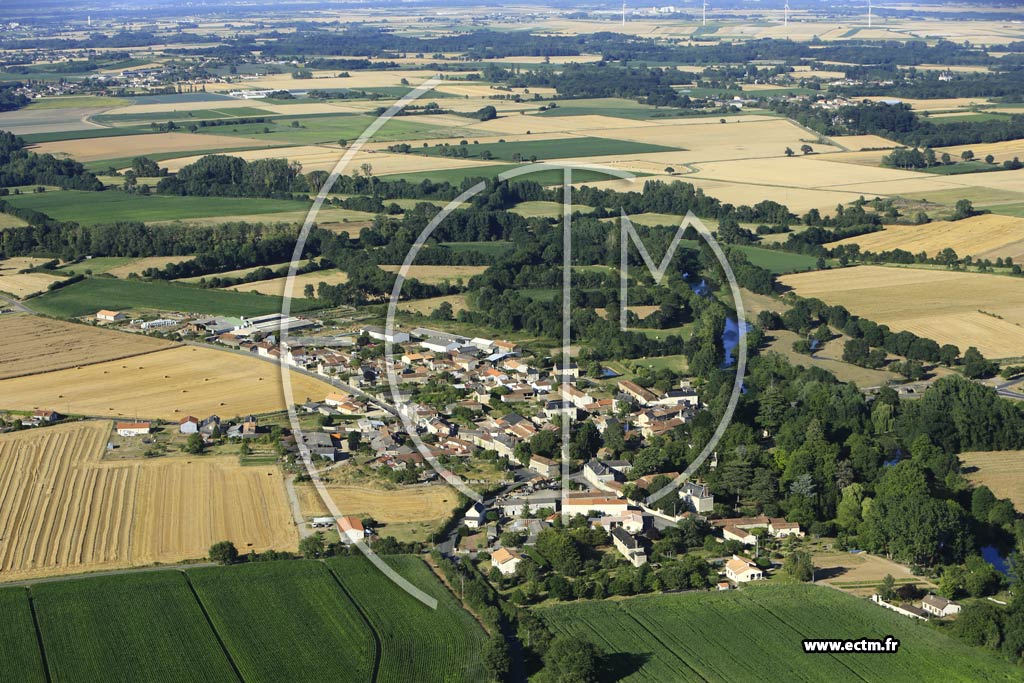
left=0, top=271, right=65, bottom=297
left=0, top=421, right=296, bottom=580
left=131, top=456, right=295, bottom=564
left=379, top=264, right=487, bottom=284
left=104, top=255, right=194, bottom=278
left=960, top=451, right=1024, bottom=510
left=829, top=214, right=1024, bottom=263
left=0, top=345, right=335, bottom=420
left=779, top=265, right=1024, bottom=359
left=0, top=213, right=28, bottom=229
left=227, top=270, right=349, bottom=296
left=829, top=135, right=901, bottom=151
left=812, top=550, right=935, bottom=596
left=0, top=315, right=177, bottom=379
left=936, top=139, right=1024, bottom=165
left=31, top=132, right=272, bottom=163
left=396, top=294, right=469, bottom=316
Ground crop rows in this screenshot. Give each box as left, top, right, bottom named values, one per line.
left=328, top=555, right=488, bottom=683
left=31, top=571, right=239, bottom=683
left=538, top=583, right=1021, bottom=683
left=187, top=561, right=376, bottom=683
left=0, top=588, right=46, bottom=683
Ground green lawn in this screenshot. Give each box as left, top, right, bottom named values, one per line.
left=30, top=277, right=319, bottom=318
left=538, top=583, right=1021, bottom=683
left=412, top=136, right=680, bottom=161
left=54, top=256, right=135, bottom=274
left=4, top=190, right=310, bottom=225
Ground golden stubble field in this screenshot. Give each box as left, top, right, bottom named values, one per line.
left=960, top=450, right=1024, bottom=510
left=296, top=483, right=455, bottom=542
left=0, top=315, right=178, bottom=379
left=779, top=265, right=1024, bottom=359
left=31, top=132, right=275, bottom=163
left=0, top=421, right=296, bottom=580
left=0, top=257, right=64, bottom=297
left=0, top=345, right=336, bottom=419
left=829, top=214, right=1024, bottom=263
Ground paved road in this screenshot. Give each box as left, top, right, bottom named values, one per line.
left=0, top=293, right=34, bottom=314
left=285, top=473, right=313, bottom=539
left=0, top=561, right=217, bottom=587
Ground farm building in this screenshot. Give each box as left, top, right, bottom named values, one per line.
left=722, top=525, right=758, bottom=546
left=96, top=310, right=125, bottom=322
left=490, top=548, right=522, bottom=576
left=360, top=325, right=409, bottom=344
left=115, top=421, right=151, bottom=437
left=725, top=555, right=764, bottom=583
left=338, top=516, right=365, bottom=544
left=178, top=416, right=199, bottom=434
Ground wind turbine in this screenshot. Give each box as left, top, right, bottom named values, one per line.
left=868, top=0, right=873, bottom=28
left=622, top=1, right=626, bottom=28
left=784, top=0, right=789, bottom=27
left=702, top=0, right=708, bottom=26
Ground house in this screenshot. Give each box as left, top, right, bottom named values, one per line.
left=32, top=409, right=62, bottom=423
left=464, top=501, right=488, bottom=529
left=178, top=416, right=200, bottom=434
left=611, top=527, right=648, bottom=567
left=563, top=493, right=630, bottom=517
left=116, top=422, right=151, bottom=437
left=199, top=415, right=221, bottom=436
left=582, top=459, right=626, bottom=491
left=529, top=454, right=559, bottom=479
left=490, top=548, right=523, bottom=576
left=338, top=516, right=365, bottom=544
left=679, top=481, right=714, bottom=513
left=96, top=310, right=125, bottom=322
left=717, top=581, right=731, bottom=591
left=301, top=432, right=340, bottom=461
left=921, top=595, right=961, bottom=617
left=553, top=361, right=579, bottom=379
left=725, top=555, right=764, bottom=582
left=722, top=525, right=758, bottom=546
left=768, top=518, right=803, bottom=538
left=499, top=490, right=562, bottom=517
left=324, top=392, right=350, bottom=407
left=592, top=510, right=645, bottom=534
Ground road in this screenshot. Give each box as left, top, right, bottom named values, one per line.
left=0, top=293, right=34, bottom=314
left=285, top=473, right=313, bottom=539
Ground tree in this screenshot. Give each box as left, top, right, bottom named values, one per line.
left=541, top=635, right=599, bottom=683
left=483, top=635, right=511, bottom=682
left=962, top=346, right=996, bottom=379
left=878, top=573, right=896, bottom=601
left=209, top=540, right=239, bottom=565
left=961, top=150, right=974, bottom=162
left=303, top=283, right=315, bottom=298
left=785, top=550, right=815, bottom=581
left=183, top=432, right=205, bottom=454
left=952, top=198, right=975, bottom=221
left=299, top=533, right=325, bottom=559
left=475, top=105, right=498, bottom=121
left=985, top=154, right=995, bottom=164
left=784, top=147, right=795, bottom=157
left=800, top=144, right=813, bottom=155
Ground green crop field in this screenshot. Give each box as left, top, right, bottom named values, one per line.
left=329, top=555, right=488, bottom=683
left=29, top=277, right=319, bottom=318
left=32, top=572, right=239, bottom=683
left=0, top=588, right=47, bottom=683
left=382, top=164, right=632, bottom=186
left=91, top=107, right=273, bottom=125
left=1, top=557, right=487, bottom=682
left=187, top=561, right=376, bottom=683
left=412, top=136, right=680, bottom=161
left=538, top=98, right=724, bottom=120
left=3, top=190, right=310, bottom=225
left=196, top=113, right=452, bottom=145
left=538, top=583, right=1020, bottom=683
